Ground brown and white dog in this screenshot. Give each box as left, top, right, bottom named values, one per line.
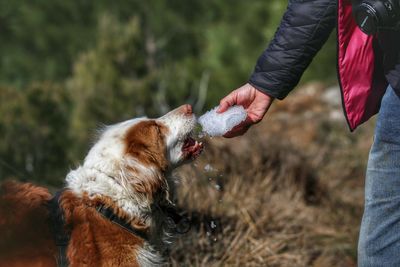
left=0, top=104, right=203, bottom=267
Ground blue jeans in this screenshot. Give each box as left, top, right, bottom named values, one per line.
left=358, top=86, right=400, bottom=266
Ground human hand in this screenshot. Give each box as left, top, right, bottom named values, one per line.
left=217, top=83, right=274, bottom=138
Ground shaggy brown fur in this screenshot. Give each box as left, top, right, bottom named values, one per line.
left=0, top=181, right=56, bottom=267
left=61, top=190, right=145, bottom=267
left=0, top=181, right=147, bottom=267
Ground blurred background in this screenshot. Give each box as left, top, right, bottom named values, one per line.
left=0, top=1, right=373, bottom=266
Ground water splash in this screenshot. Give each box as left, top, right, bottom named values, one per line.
left=204, top=164, right=214, bottom=172
left=205, top=219, right=220, bottom=243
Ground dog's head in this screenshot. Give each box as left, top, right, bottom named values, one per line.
left=80, top=104, right=203, bottom=197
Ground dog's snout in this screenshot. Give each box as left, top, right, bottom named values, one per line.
left=159, top=104, right=195, bottom=123
left=177, top=104, right=192, bottom=116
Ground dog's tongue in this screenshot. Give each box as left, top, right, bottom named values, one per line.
left=183, top=137, right=203, bottom=159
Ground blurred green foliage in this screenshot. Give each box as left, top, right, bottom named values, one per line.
left=0, top=0, right=336, bottom=185
left=0, top=83, right=71, bottom=185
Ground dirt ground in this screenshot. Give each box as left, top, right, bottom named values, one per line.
left=170, top=82, right=375, bottom=267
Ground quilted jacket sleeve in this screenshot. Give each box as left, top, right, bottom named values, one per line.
left=249, top=0, right=337, bottom=100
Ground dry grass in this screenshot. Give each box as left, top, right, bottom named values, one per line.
left=170, top=82, right=375, bottom=267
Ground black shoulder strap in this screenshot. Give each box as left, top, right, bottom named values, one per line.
left=154, top=203, right=191, bottom=234
left=48, top=190, right=70, bottom=267
left=95, top=204, right=150, bottom=241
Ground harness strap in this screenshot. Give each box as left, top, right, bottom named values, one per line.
left=48, top=190, right=70, bottom=267
left=155, top=204, right=191, bottom=234
left=96, top=204, right=191, bottom=239
left=95, top=204, right=150, bottom=241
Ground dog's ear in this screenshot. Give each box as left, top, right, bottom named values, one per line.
left=125, top=120, right=169, bottom=171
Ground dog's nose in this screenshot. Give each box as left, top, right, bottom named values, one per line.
left=178, top=104, right=192, bottom=116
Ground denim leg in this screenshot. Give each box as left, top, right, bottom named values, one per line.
left=358, top=86, right=400, bottom=267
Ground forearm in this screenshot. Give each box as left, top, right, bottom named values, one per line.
left=249, top=0, right=337, bottom=100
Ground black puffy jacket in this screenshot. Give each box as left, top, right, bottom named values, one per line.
left=249, top=0, right=400, bottom=100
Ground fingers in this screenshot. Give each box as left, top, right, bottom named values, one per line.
left=222, top=117, right=252, bottom=138
left=217, top=83, right=255, bottom=113
left=217, top=91, right=237, bottom=113
left=223, top=125, right=250, bottom=138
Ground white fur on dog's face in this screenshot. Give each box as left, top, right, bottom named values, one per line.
left=74, top=105, right=203, bottom=195
left=84, top=104, right=202, bottom=172
left=157, top=105, right=202, bottom=166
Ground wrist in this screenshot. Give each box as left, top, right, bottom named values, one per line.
left=247, top=81, right=278, bottom=100
left=248, top=83, right=274, bottom=102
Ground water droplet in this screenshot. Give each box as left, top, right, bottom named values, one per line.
left=210, top=221, right=217, bottom=229
left=204, top=164, right=214, bottom=172
left=198, top=132, right=206, bottom=139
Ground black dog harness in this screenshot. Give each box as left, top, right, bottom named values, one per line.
left=48, top=190, right=70, bottom=267
left=95, top=204, right=150, bottom=241
left=47, top=190, right=190, bottom=267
